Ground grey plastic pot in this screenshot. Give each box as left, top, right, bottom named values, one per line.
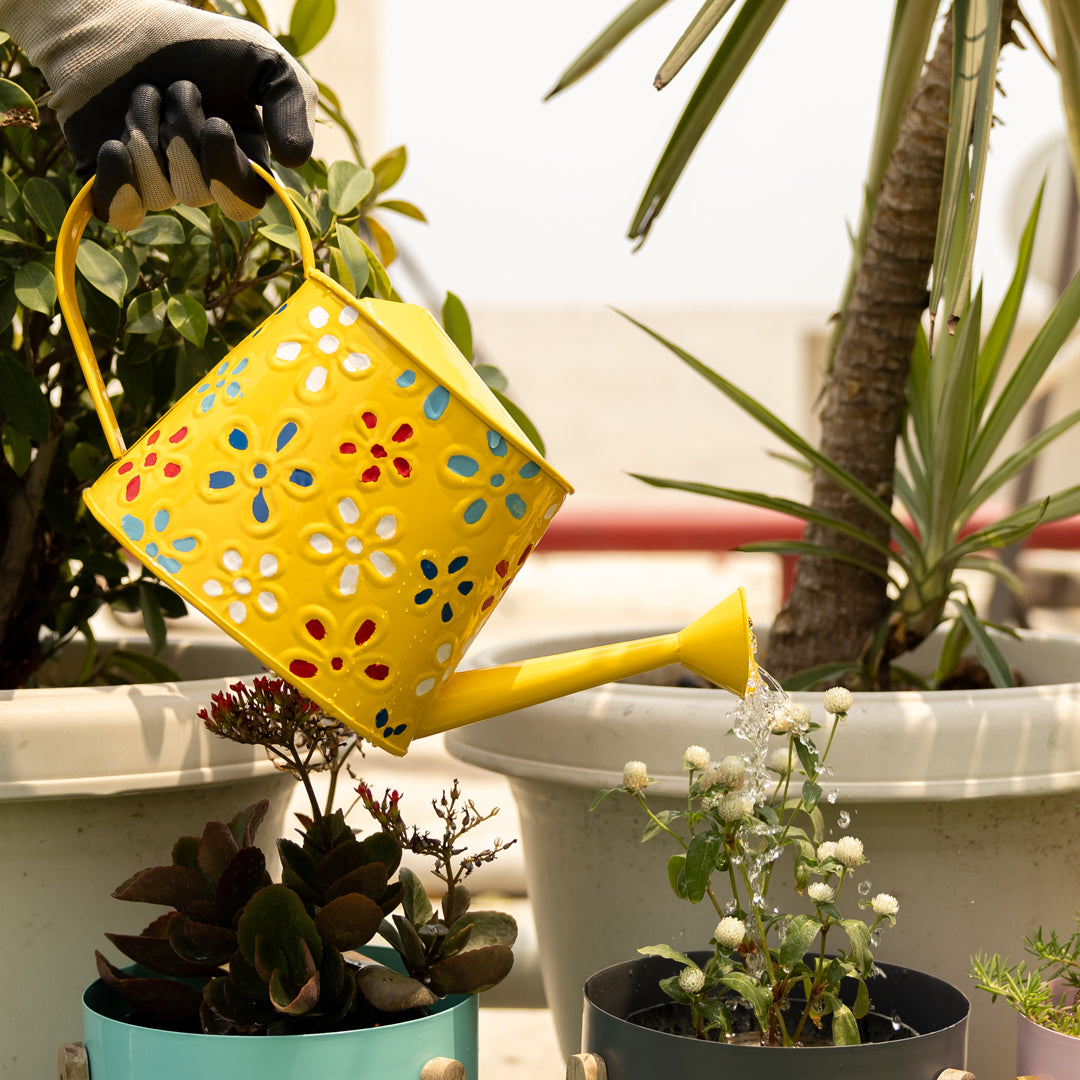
left=581, top=952, right=969, bottom=1079
left=81, top=947, right=478, bottom=1080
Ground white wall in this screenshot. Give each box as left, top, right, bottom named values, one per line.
left=376, top=2, right=1071, bottom=311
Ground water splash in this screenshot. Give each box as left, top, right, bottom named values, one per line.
left=837, top=810, right=851, bottom=829
left=858, top=879, right=872, bottom=897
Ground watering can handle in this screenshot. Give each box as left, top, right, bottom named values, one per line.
left=55, top=162, right=316, bottom=460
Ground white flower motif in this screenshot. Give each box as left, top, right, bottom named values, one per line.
left=201, top=548, right=280, bottom=624
left=817, top=841, right=839, bottom=861
left=678, top=966, right=705, bottom=994
left=622, top=760, right=649, bottom=793
left=823, top=686, right=854, bottom=715
left=714, top=916, right=746, bottom=950
left=870, top=893, right=899, bottom=918
left=807, top=882, right=835, bottom=903
left=835, top=836, right=865, bottom=868
left=308, top=498, right=397, bottom=595
left=768, top=748, right=792, bottom=775
left=683, top=745, right=710, bottom=771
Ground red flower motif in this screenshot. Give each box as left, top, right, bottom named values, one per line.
left=116, top=426, right=188, bottom=502
left=339, top=410, right=414, bottom=484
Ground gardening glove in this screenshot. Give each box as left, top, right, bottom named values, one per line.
left=0, top=0, right=318, bottom=230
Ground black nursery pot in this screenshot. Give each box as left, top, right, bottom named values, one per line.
left=581, top=952, right=969, bottom=1080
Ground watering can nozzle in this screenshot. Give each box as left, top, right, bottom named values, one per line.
left=412, top=587, right=758, bottom=744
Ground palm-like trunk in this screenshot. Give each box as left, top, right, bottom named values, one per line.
left=763, top=12, right=958, bottom=684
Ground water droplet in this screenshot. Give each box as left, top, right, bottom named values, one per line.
left=826, top=789, right=839, bottom=804
left=890, top=1013, right=902, bottom=1031
left=870, top=929, right=882, bottom=947
left=723, top=899, right=738, bottom=915
left=837, top=810, right=851, bottom=828
left=858, top=880, right=872, bottom=897
left=752, top=893, right=765, bottom=908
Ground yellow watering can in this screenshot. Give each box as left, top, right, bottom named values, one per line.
left=56, top=165, right=758, bottom=756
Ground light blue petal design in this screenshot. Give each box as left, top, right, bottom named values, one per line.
left=490, top=473, right=505, bottom=487
left=464, top=499, right=487, bottom=524
left=397, top=370, right=417, bottom=388
left=448, top=455, right=479, bottom=478
left=173, top=537, right=197, bottom=553
left=505, top=494, right=527, bottom=519
left=200, top=394, right=216, bottom=413
left=145, top=542, right=159, bottom=558
left=276, top=422, right=298, bottom=451
left=424, top=386, right=450, bottom=421
left=121, top=515, right=144, bottom=541
left=519, top=462, right=541, bottom=479
left=487, top=431, right=507, bottom=456
left=153, top=509, right=170, bottom=531
left=225, top=382, right=242, bottom=399
left=234, top=358, right=249, bottom=374
left=156, top=556, right=182, bottom=573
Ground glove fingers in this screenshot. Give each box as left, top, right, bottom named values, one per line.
left=93, top=140, right=146, bottom=231
left=161, top=81, right=214, bottom=207
left=123, top=84, right=176, bottom=213
left=201, top=118, right=270, bottom=221
left=249, top=55, right=317, bottom=168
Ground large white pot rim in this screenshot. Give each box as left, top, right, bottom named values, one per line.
left=0, top=639, right=270, bottom=800
left=449, top=625, right=1080, bottom=801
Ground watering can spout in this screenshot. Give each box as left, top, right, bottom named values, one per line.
left=415, top=588, right=758, bottom=740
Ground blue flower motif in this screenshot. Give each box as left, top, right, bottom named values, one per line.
left=413, top=554, right=474, bottom=622
left=446, top=431, right=541, bottom=524
left=120, top=508, right=198, bottom=574
left=207, top=421, right=315, bottom=524
left=196, top=356, right=248, bottom=414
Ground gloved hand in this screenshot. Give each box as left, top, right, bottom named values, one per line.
left=0, top=0, right=318, bottom=229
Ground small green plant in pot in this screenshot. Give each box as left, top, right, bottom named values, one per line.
left=971, top=914, right=1080, bottom=1035
left=93, top=677, right=517, bottom=1035
left=593, top=686, right=906, bottom=1046
left=574, top=684, right=970, bottom=1077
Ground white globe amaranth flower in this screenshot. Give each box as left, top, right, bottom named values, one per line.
left=871, top=892, right=899, bottom=918
left=768, top=747, right=792, bottom=775
left=683, top=744, right=710, bottom=771
left=770, top=703, right=795, bottom=734
left=622, top=760, right=649, bottom=793
left=701, top=754, right=746, bottom=791
left=678, top=965, right=706, bottom=994
left=807, top=882, right=834, bottom=903
left=823, top=686, right=854, bottom=716
left=817, top=841, right=839, bottom=861
left=714, top=916, right=746, bottom=950
left=715, top=791, right=754, bottom=822
left=835, top=835, right=865, bottom=868
left=791, top=702, right=812, bottom=731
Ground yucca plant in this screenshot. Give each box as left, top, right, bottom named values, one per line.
left=628, top=186, right=1080, bottom=688
left=548, top=0, right=1080, bottom=687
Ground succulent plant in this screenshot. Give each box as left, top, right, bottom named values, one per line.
left=95, top=678, right=517, bottom=1035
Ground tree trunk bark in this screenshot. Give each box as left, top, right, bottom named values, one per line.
left=763, top=11, right=958, bottom=684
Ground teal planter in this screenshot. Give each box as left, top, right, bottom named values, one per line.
left=81, top=948, right=479, bottom=1079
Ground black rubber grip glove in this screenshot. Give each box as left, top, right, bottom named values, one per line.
left=0, top=0, right=318, bottom=229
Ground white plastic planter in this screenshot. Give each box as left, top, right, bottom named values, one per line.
left=0, top=639, right=294, bottom=1080
left=447, top=626, right=1080, bottom=1080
